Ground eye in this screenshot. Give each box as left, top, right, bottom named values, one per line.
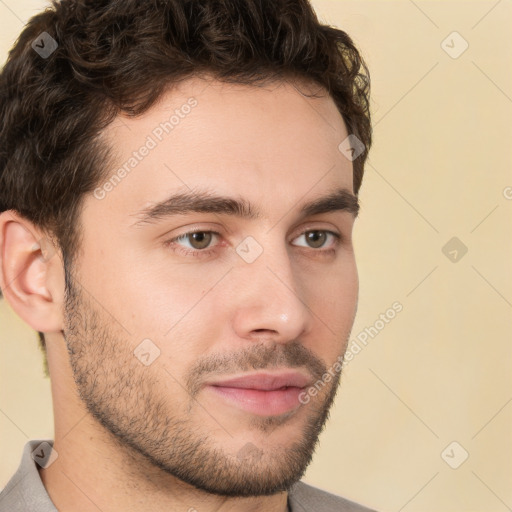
left=164, top=228, right=342, bottom=258
left=166, top=230, right=221, bottom=256
left=292, top=230, right=341, bottom=250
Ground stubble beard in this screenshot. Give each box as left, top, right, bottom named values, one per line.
left=61, top=268, right=345, bottom=497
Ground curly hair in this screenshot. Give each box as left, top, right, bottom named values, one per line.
left=0, top=0, right=371, bottom=353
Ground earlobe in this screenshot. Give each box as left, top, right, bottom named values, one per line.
left=0, top=211, right=64, bottom=333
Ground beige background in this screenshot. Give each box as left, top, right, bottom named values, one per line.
left=1, top=1, right=511, bottom=510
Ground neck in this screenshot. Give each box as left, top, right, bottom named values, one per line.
left=39, top=417, right=289, bottom=512
left=40, top=339, right=289, bottom=512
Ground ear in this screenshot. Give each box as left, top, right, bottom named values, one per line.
left=0, top=210, right=65, bottom=333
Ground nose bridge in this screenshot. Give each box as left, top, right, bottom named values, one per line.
left=230, top=235, right=311, bottom=342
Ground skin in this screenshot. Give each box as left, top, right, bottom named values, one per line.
left=0, top=76, right=359, bottom=512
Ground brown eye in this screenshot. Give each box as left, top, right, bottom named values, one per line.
left=305, top=231, right=327, bottom=249
left=164, top=230, right=222, bottom=258
left=292, top=230, right=340, bottom=250
left=183, top=231, right=214, bottom=250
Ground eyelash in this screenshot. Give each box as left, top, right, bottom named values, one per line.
left=163, top=228, right=342, bottom=258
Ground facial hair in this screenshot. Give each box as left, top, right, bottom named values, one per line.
left=62, top=265, right=346, bottom=497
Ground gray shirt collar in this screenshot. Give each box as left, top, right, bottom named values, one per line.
left=1, top=440, right=305, bottom=512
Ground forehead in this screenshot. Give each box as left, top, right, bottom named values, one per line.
left=89, top=76, right=353, bottom=225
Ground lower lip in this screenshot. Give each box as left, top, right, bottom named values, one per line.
left=206, top=385, right=305, bottom=416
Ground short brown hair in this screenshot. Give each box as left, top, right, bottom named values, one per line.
left=0, top=0, right=371, bottom=353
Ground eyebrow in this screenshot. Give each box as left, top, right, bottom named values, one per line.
left=130, top=187, right=359, bottom=227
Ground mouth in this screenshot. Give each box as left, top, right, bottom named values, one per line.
left=204, top=371, right=313, bottom=416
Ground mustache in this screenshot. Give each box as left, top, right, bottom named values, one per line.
left=186, top=340, right=327, bottom=397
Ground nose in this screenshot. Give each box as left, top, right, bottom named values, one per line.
left=230, top=245, right=313, bottom=345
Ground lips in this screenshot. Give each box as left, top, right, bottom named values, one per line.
left=205, top=371, right=313, bottom=416
left=210, top=372, right=311, bottom=390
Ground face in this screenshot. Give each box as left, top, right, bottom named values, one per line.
left=62, top=77, right=359, bottom=497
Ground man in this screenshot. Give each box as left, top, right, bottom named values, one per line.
left=0, top=0, right=375, bottom=510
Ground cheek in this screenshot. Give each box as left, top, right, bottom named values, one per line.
left=308, top=255, right=358, bottom=353
left=310, top=250, right=358, bottom=306
left=94, top=250, right=214, bottom=339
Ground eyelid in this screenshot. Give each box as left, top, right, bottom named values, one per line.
left=291, top=230, right=341, bottom=249
left=163, top=228, right=222, bottom=257
left=164, top=225, right=343, bottom=258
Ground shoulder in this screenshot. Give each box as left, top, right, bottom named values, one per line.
left=0, top=439, right=57, bottom=512
left=288, top=480, right=378, bottom=512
